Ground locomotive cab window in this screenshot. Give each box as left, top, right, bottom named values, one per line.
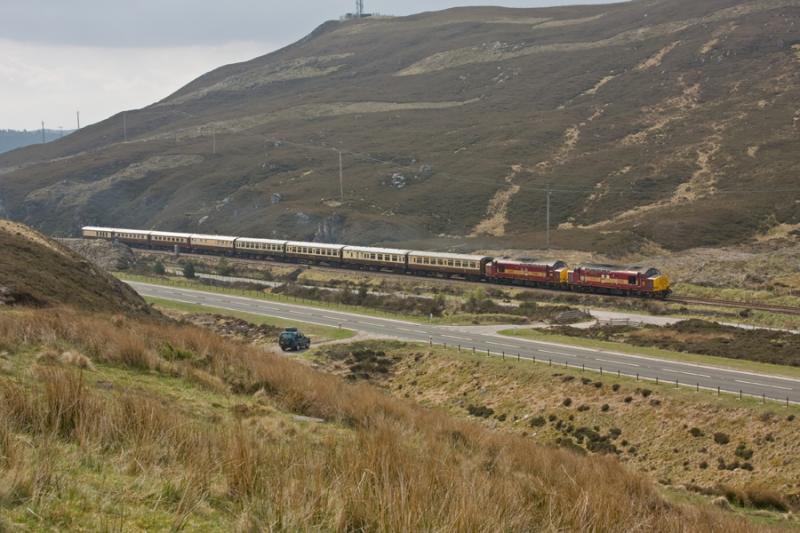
left=628, top=276, right=637, bottom=285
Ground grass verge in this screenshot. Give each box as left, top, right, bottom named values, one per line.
left=498, top=328, right=800, bottom=380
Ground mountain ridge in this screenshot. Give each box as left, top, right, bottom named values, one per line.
left=1, top=0, right=798, bottom=253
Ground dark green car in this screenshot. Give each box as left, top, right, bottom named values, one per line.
left=278, top=327, right=311, bottom=352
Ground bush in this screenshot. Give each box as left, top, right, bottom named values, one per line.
left=216, top=258, right=234, bottom=276
left=577, top=405, right=590, bottom=412
left=529, top=416, right=546, bottom=427
left=714, top=432, right=730, bottom=445
left=699, top=461, right=709, bottom=469
left=788, top=415, right=796, bottom=422
left=734, top=443, right=754, bottom=460
left=182, top=262, right=196, bottom=279
left=152, top=261, right=166, bottom=275
left=637, top=388, right=652, bottom=398
left=689, top=427, right=704, bottom=438
left=623, top=396, right=633, bottom=403
left=612, top=384, right=620, bottom=392
left=600, top=404, right=610, bottom=412
left=562, top=398, right=572, bottom=407
left=467, top=405, right=494, bottom=418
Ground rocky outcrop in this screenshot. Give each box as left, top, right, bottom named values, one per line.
left=58, top=238, right=137, bottom=271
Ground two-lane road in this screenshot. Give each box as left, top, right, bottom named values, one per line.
left=130, top=281, right=800, bottom=404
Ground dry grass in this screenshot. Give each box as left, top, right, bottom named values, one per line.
left=0, top=308, right=779, bottom=530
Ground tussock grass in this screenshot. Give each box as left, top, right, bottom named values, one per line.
left=0, top=308, right=776, bottom=530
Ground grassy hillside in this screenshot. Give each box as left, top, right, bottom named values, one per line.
left=0, top=307, right=779, bottom=531
left=313, top=341, right=800, bottom=521
left=1, top=0, right=798, bottom=253
left=0, top=219, right=151, bottom=314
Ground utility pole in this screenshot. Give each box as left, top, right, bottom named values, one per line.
left=123, top=112, right=127, bottom=141
left=546, top=185, right=552, bottom=249
left=76, top=110, right=80, bottom=129
left=41, top=121, right=45, bottom=143
left=338, top=150, right=344, bottom=201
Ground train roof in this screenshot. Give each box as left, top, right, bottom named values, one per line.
left=235, top=237, right=288, bottom=245
left=577, top=263, right=660, bottom=275
left=343, top=245, right=411, bottom=255
left=83, top=226, right=151, bottom=236
left=150, top=230, right=193, bottom=239
left=189, top=233, right=238, bottom=242
left=286, top=241, right=346, bottom=250
left=408, top=251, right=492, bottom=261
left=495, top=258, right=566, bottom=268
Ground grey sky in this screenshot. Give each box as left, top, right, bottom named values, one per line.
left=1, top=1, right=616, bottom=130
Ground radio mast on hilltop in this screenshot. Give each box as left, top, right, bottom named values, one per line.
left=356, top=0, right=364, bottom=17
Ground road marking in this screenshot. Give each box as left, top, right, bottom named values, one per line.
left=397, top=327, right=419, bottom=333
left=359, top=322, right=386, bottom=328
left=540, top=349, right=576, bottom=358
left=487, top=341, right=516, bottom=348
left=441, top=334, right=470, bottom=341
left=735, top=379, right=792, bottom=391
left=596, top=357, right=639, bottom=367
left=664, top=369, right=711, bottom=379
left=321, top=315, right=340, bottom=320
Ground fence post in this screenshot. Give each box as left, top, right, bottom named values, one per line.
left=517, top=353, right=520, bottom=361
left=429, top=337, right=432, bottom=346
left=696, top=383, right=699, bottom=392
left=717, top=386, right=720, bottom=396
left=762, top=393, right=766, bottom=404
left=502, top=352, right=505, bottom=360
left=675, top=379, right=679, bottom=388
left=739, top=390, right=743, bottom=400
left=655, top=376, right=659, bottom=385
left=487, top=349, right=490, bottom=357
left=473, top=346, right=476, bottom=354
left=549, top=359, right=552, bottom=367
left=582, top=363, right=585, bottom=372
left=458, top=345, right=461, bottom=352
left=636, top=373, right=639, bottom=381
left=532, top=355, right=536, bottom=364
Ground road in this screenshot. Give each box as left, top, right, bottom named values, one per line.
left=129, top=281, right=800, bottom=404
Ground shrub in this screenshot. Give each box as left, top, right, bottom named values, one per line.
left=638, top=389, right=652, bottom=398
left=689, top=427, right=704, bottom=437
left=577, top=405, right=590, bottom=412
left=714, top=432, right=730, bottom=445
left=623, top=396, right=633, bottom=403
left=529, top=416, right=546, bottom=428
left=649, top=399, right=661, bottom=407
left=600, top=404, right=610, bottom=412
left=611, top=384, right=620, bottom=392
left=788, top=415, right=796, bottom=422
left=562, top=398, right=572, bottom=407
left=467, top=405, right=494, bottom=418
left=734, top=443, right=754, bottom=460
left=699, top=461, right=709, bottom=469
left=183, top=262, right=196, bottom=279
left=547, top=414, right=557, bottom=422
left=593, top=382, right=602, bottom=389
left=153, top=261, right=166, bottom=275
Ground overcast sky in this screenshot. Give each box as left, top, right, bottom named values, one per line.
left=0, top=0, right=615, bottom=131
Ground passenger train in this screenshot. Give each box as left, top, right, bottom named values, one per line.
left=82, top=226, right=671, bottom=298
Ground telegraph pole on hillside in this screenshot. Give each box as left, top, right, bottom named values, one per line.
left=41, top=121, right=45, bottom=143
left=76, top=110, right=81, bottom=130
left=123, top=112, right=127, bottom=141
left=338, top=149, right=344, bottom=201
left=546, top=184, right=552, bottom=249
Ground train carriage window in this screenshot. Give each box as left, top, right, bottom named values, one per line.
left=628, top=276, right=637, bottom=285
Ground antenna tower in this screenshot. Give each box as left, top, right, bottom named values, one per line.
left=356, top=0, right=364, bottom=17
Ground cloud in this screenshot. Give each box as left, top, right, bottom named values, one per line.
left=0, top=39, right=272, bottom=130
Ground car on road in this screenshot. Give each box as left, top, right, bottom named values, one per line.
left=278, top=327, right=311, bottom=352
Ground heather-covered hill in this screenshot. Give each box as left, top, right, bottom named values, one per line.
left=1, top=0, right=798, bottom=253
left=0, top=219, right=152, bottom=314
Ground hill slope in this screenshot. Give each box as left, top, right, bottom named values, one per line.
left=0, top=219, right=151, bottom=314
left=0, top=0, right=798, bottom=253
left=0, top=129, right=71, bottom=155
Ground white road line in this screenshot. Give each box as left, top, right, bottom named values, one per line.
left=664, top=369, right=711, bottom=379
left=397, top=327, right=420, bottom=333
left=441, top=335, right=470, bottom=341
left=487, top=341, right=516, bottom=348
left=359, top=322, right=385, bottom=328
left=596, top=357, right=639, bottom=367
left=540, top=349, right=576, bottom=358
left=321, top=315, right=340, bottom=320
left=735, top=379, right=793, bottom=391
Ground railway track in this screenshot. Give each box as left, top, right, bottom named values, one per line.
left=133, top=249, right=800, bottom=317
left=666, top=296, right=800, bottom=316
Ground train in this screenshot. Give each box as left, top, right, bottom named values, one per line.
left=82, top=226, right=672, bottom=298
